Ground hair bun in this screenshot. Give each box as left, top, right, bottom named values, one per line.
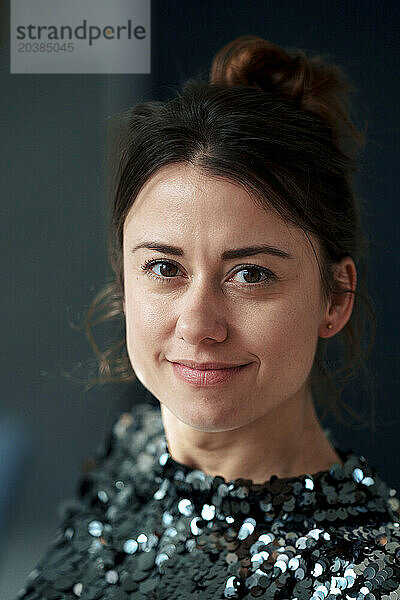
left=210, top=35, right=365, bottom=155
left=210, top=35, right=303, bottom=97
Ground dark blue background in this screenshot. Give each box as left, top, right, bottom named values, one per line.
left=1, top=0, right=398, bottom=595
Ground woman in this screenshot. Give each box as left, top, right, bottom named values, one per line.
left=17, top=36, right=399, bottom=600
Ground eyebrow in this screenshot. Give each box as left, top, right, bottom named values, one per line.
left=130, top=241, right=294, bottom=260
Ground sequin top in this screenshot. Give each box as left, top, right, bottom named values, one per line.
left=16, top=402, right=400, bottom=600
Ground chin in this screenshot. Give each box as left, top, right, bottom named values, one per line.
left=168, top=394, right=248, bottom=433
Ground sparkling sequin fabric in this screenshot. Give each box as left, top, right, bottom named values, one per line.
left=17, top=402, right=400, bottom=600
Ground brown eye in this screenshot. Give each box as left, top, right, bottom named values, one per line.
left=241, top=268, right=263, bottom=284
left=141, top=259, right=182, bottom=282
left=231, top=266, right=276, bottom=286
left=158, top=262, right=179, bottom=277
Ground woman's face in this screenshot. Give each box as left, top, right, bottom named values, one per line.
left=123, top=163, right=328, bottom=432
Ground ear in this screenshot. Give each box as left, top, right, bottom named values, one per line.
left=318, top=256, right=357, bottom=338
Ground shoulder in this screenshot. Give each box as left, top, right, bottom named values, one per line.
left=344, top=521, right=400, bottom=597
left=15, top=401, right=163, bottom=600
left=337, top=453, right=400, bottom=596
left=66, top=401, right=163, bottom=509
left=320, top=494, right=400, bottom=597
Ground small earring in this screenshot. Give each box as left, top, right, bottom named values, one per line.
left=327, top=323, right=333, bottom=330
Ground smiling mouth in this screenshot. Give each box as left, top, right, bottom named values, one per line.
left=169, top=359, right=250, bottom=370
left=170, top=361, right=251, bottom=386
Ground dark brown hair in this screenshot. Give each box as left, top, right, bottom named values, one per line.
left=79, top=35, right=376, bottom=429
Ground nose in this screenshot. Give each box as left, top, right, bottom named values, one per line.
left=174, top=279, right=228, bottom=345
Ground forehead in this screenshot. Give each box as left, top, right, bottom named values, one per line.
left=123, top=163, right=310, bottom=257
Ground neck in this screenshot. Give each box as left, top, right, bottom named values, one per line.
left=160, top=387, right=343, bottom=484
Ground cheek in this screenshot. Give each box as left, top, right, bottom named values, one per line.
left=124, top=285, right=169, bottom=364
left=249, top=292, right=320, bottom=378
left=124, top=293, right=158, bottom=388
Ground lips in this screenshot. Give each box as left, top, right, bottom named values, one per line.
left=170, top=361, right=250, bottom=386
left=170, top=359, right=248, bottom=370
